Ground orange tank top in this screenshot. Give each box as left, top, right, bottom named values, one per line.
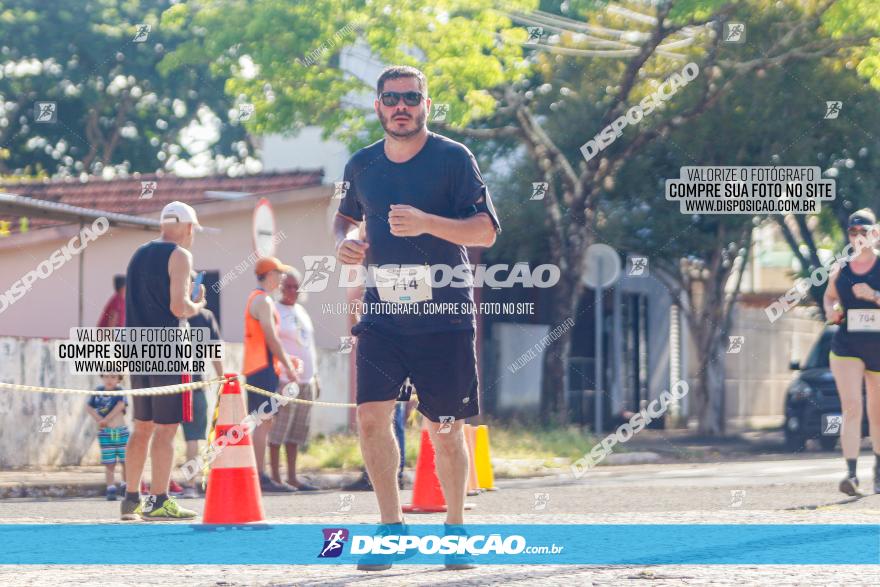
left=243, top=289, right=281, bottom=376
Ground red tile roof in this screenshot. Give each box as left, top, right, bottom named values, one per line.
left=0, top=170, right=324, bottom=233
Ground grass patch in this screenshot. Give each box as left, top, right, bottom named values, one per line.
left=487, top=424, right=595, bottom=462
left=296, top=423, right=597, bottom=472
left=296, top=433, right=364, bottom=470
left=296, top=429, right=421, bottom=471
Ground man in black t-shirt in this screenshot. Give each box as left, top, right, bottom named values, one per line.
left=333, top=65, right=500, bottom=569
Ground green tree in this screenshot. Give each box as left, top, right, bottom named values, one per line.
left=163, top=0, right=879, bottom=432
left=0, top=0, right=250, bottom=177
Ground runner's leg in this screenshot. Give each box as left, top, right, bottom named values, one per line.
left=863, top=371, right=880, bottom=457
left=426, top=418, right=468, bottom=525
left=125, top=419, right=154, bottom=492
left=357, top=400, right=401, bottom=523
left=149, top=423, right=179, bottom=494
left=831, top=357, right=865, bottom=460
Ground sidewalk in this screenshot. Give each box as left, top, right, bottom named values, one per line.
left=0, top=461, right=570, bottom=499
left=620, top=427, right=846, bottom=461
left=0, top=466, right=368, bottom=499
left=2, top=429, right=842, bottom=499
left=0, top=430, right=852, bottom=499
left=0, top=466, right=112, bottom=499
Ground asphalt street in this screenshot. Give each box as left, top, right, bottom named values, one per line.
left=1, top=455, right=878, bottom=586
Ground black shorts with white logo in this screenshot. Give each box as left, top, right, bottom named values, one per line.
left=353, top=322, right=479, bottom=423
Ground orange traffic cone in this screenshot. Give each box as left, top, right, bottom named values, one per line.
left=464, top=424, right=481, bottom=496
left=202, top=374, right=265, bottom=524
left=403, top=428, right=447, bottom=513
left=402, top=427, right=476, bottom=513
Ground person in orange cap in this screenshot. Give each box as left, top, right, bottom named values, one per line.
left=243, top=256, right=302, bottom=493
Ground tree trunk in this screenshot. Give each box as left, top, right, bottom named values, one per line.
left=540, top=269, right=577, bottom=425
left=540, top=327, right=572, bottom=426
left=694, top=322, right=726, bottom=435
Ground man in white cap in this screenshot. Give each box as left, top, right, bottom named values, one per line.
left=121, top=201, right=206, bottom=521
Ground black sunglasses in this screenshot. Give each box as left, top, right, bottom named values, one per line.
left=379, top=91, right=424, bottom=107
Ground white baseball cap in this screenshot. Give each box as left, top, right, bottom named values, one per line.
left=160, top=201, right=203, bottom=231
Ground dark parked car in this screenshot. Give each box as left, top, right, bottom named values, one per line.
left=785, top=326, right=869, bottom=452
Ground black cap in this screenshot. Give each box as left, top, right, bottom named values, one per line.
left=848, top=208, right=876, bottom=228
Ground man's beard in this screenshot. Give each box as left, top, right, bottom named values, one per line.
left=379, top=109, right=426, bottom=138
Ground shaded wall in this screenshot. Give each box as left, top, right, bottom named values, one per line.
left=0, top=337, right=351, bottom=467
left=0, top=190, right=349, bottom=350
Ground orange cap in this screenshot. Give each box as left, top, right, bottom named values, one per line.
left=254, top=256, right=293, bottom=276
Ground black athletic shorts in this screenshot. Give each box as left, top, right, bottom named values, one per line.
left=246, top=365, right=279, bottom=414
left=830, top=333, right=880, bottom=372
left=131, top=374, right=186, bottom=425
left=353, top=322, right=479, bottom=423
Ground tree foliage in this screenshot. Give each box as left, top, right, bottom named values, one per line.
left=162, top=0, right=879, bottom=431
left=0, top=0, right=251, bottom=178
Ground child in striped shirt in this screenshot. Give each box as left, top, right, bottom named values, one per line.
left=86, top=374, right=129, bottom=501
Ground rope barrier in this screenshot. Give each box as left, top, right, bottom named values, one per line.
left=0, top=377, right=416, bottom=409
left=0, top=377, right=232, bottom=396
left=243, top=383, right=418, bottom=408
left=243, top=383, right=359, bottom=408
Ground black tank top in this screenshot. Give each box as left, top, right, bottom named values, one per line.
left=125, top=241, right=178, bottom=328
left=835, top=255, right=880, bottom=338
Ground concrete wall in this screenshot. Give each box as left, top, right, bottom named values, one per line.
left=261, top=129, right=349, bottom=186
left=0, top=190, right=350, bottom=350
left=0, top=337, right=351, bottom=468
left=492, top=322, right=550, bottom=412
left=723, top=305, right=824, bottom=431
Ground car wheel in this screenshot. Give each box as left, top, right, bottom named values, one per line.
left=818, top=436, right=838, bottom=451
left=784, top=433, right=806, bottom=452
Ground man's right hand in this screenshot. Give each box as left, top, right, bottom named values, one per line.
left=336, top=238, right=369, bottom=265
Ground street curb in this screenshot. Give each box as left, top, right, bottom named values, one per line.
left=0, top=483, right=106, bottom=499
left=0, top=453, right=668, bottom=500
